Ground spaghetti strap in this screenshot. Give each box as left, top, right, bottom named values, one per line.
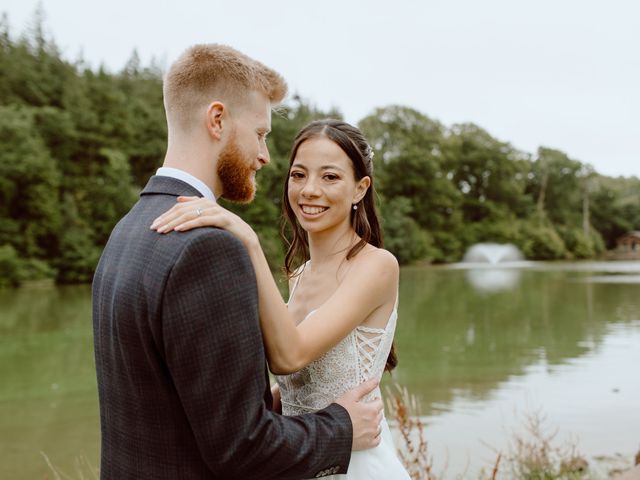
left=287, top=261, right=309, bottom=303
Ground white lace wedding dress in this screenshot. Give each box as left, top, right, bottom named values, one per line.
left=277, top=272, right=410, bottom=479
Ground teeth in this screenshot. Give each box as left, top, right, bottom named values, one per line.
left=301, top=205, right=327, bottom=215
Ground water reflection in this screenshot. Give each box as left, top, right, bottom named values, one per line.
left=465, top=268, right=522, bottom=293
left=417, top=322, right=640, bottom=477
left=0, top=284, right=92, bottom=334
left=581, top=275, right=640, bottom=284
left=395, top=262, right=640, bottom=410
left=449, top=253, right=533, bottom=294
left=392, top=262, right=640, bottom=476
left=0, top=285, right=97, bottom=479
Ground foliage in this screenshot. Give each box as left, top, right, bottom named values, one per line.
left=589, top=175, right=640, bottom=249
left=557, top=227, right=605, bottom=260
left=445, top=123, right=531, bottom=223
left=360, top=106, right=464, bottom=262
left=381, top=197, right=435, bottom=264
left=1, top=12, right=639, bottom=286
left=0, top=244, right=23, bottom=287
left=519, top=218, right=569, bottom=261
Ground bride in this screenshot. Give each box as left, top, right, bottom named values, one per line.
left=152, top=119, right=410, bottom=479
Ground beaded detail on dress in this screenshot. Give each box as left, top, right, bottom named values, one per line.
left=277, top=268, right=397, bottom=416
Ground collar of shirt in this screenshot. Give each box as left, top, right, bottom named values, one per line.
left=156, top=167, right=217, bottom=202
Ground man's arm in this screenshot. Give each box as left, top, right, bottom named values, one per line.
left=161, top=229, right=351, bottom=479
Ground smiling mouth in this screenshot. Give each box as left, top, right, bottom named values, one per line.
left=300, top=205, right=328, bottom=215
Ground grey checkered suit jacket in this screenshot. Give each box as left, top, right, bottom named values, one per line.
left=92, top=175, right=352, bottom=479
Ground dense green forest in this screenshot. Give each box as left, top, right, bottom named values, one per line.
left=1, top=14, right=639, bottom=287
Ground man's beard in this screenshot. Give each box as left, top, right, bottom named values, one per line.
left=217, top=134, right=256, bottom=203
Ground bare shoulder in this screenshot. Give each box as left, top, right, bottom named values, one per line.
left=360, top=246, right=398, bottom=271
left=339, top=247, right=399, bottom=311
left=352, top=246, right=399, bottom=284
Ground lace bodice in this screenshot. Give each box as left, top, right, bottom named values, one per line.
left=276, top=269, right=398, bottom=416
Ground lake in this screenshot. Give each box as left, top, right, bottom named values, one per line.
left=1, top=261, right=639, bottom=479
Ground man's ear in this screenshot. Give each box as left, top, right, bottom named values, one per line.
left=206, top=101, right=226, bottom=140
left=353, top=176, right=371, bottom=203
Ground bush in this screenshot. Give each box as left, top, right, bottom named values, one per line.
left=459, top=219, right=523, bottom=256
left=21, top=257, right=56, bottom=281
left=55, top=226, right=102, bottom=284
left=558, top=226, right=605, bottom=259
left=518, top=221, right=568, bottom=260
left=0, top=244, right=25, bottom=287
left=429, top=230, right=464, bottom=263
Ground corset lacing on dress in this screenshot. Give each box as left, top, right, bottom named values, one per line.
left=277, top=264, right=397, bottom=416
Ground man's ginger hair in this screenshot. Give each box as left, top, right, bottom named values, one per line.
left=163, top=44, right=287, bottom=132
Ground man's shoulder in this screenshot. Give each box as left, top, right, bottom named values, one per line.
left=170, top=228, right=250, bottom=265
left=165, top=229, right=255, bottom=289
left=173, top=226, right=244, bottom=248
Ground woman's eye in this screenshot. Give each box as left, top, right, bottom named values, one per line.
left=290, top=171, right=305, bottom=179
left=324, top=174, right=339, bottom=181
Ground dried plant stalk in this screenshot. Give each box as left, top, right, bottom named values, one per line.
left=386, top=383, right=438, bottom=480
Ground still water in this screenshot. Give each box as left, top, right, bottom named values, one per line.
left=391, top=262, right=640, bottom=477
left=1, top=262, right=639, bottom=478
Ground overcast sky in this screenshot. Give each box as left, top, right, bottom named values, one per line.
left=3, top=0, right=639, bottom=177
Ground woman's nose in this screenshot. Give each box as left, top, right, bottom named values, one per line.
left=300, top=177, right=320, bottom=198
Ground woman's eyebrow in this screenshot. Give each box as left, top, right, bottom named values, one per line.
left=320, top=165, right=346, bottom=172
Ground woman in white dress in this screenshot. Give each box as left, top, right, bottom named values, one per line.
left=152, top=119, right=410, bottom=479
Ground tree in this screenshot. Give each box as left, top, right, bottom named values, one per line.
left=0, top=105, right=61, bottom=259
left=444, top=123, right=531, bottom=223
left=527, top=147, right=585, bottom=226
left=360, top=106, right=462, bottom=261
left=590, top=175, right=640, bottom=248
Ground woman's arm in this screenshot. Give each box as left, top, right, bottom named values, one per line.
left=151, top=197, right=399, bottom=374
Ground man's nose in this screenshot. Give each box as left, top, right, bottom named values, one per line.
left=258, top=145, right=270, bottom=166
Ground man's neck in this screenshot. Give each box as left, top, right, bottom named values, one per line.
left=163, top=144, right=221, bottom=197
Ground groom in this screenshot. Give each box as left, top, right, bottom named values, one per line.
left=92, top=44, right=382, bottom=479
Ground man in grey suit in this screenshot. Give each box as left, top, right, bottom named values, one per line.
left=92, top=44, right=383, bottom=479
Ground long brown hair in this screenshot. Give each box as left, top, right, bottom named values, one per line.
left=281, top=119, right=397, bottom=372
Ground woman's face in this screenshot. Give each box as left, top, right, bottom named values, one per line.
left=287, top=136, right=370, bottom=235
